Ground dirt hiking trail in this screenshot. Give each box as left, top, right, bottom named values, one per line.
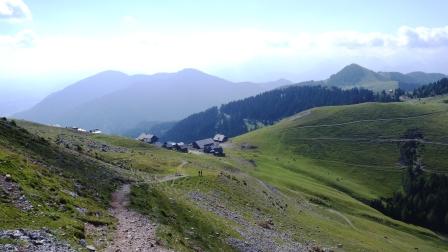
left=106, top=184, right=171, bottom=252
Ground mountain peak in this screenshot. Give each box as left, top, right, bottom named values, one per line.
left=177, top=68, right=207, bottom=75
left=91, top=70, right=128, bottom=78
left=326, top=63, right=385, bottom=87
left=340, top=63, right=370, bottom=72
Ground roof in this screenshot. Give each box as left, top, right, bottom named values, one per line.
left=136, top=133, right=156, bottom=140
left=213, top=134, right=227, bottom=142
left=164, top=141, right=177, bottom=148
left=194, top=138, right=214, bottom=148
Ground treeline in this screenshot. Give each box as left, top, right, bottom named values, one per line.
left=375, top=89, right=405, bottom=102
left=163, top=85, right=400, bottom=142
left=370, top=129, right=448, bottom=233
left=412, top=78, right=448, bottom=98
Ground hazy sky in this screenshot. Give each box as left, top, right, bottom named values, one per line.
left=1, top=0, right=448, bottom=91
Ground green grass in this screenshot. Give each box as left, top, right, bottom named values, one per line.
left=0, top=119, right=123, bottom=250
left=230, top=96, right=448, bottom=251
left=342, top=80, right=399, bottom=92
left=3, top=96, right=447, bottom=251
left=0, top=147, right=116, bottom=250
left=131, top=183, right=237, bottom=252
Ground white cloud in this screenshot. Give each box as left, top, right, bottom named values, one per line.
left=0, top=29, right=35, bottom=47
left=398, top=26, right=448, bottom=48
left=0, top=26, right=448, bottom=83
left=0, top=0, right=31, bottom=21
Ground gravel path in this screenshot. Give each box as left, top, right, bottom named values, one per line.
left=105, top=184, right=170, bottom=252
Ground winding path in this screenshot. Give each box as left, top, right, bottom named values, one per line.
left=327, top=209, right=357, bottom=231
left=105, top=184, right=171, bottom=252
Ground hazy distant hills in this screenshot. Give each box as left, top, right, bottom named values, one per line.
left=14, top=69, right=289, bottom=133
left=161, top=64, right=447, bottom=142
left=14, top=64, right=445, bottom=135
left=13, top=71, right=132, bottom=124
left=324, top=63, right=446, bottom=91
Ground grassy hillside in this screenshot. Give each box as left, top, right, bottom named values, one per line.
left=0, top=118, right=125, bottom=250
left=2, top=96, right=448, bottom=252
left=230, top=95, right=448, bottom=250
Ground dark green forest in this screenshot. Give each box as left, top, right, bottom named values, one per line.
left=370, top=129, right=448, bottom=233
left=162, top=85, right=401, bottom=142
left=412, top=78, right=448, bottom=98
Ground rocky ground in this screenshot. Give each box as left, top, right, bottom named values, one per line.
left=0, top=174, right=33, bottom=212
left=105, top=184, right=170, bottom=252
left=55, top=134, right=127, bottom=153
left=0, top=229, right=75, bottom=252
left=188, top=190, right=314, bottom=252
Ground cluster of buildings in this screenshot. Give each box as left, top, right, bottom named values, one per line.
left=136, top=133, right=228, bottom=156
left=69, top=127, right=102, bottom=134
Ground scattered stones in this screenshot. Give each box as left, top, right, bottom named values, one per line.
left=84, top=222, right=109, bottom=250
left=79, top=239, right=87, bottom=247
left=258, top=219, right=274, bottom=229
left=0, top=229, right=75, bottom=252
left=75, top=206, right=87, bottom=215
left=55, top=134, right=127, bottom=154
left=0, top=174, right=33, bottom=211
left=189, top=191, right=310, bottom=252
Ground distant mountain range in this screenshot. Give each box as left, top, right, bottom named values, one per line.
left=14, top=64, right=445, bottom=135
left=14, top=69, right=291, bottom=133
left=161, top=64, right=446, bottom=142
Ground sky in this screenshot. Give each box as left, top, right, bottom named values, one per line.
left=1, top=0, right=448, bottom=92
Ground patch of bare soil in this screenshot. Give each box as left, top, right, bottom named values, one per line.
left=105, top=184, right=171, bottom=252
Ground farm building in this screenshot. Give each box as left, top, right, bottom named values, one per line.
left=213, top=134, right=228, bottom=143
left=71, top=127, right=87, bottom=133
left=163, top=141, right=177, bottom=150
left=136, top=133, right=158, bottom=144
left=192, top=138, right=214, bottom=149
left=89, top=129, right=102, bottom=134
left=176, top=142, right=188, bottom=153
left=204, top=143, right=224, bottom=156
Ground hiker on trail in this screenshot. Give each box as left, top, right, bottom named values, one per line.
left=198, top=170, right=203, bottom=177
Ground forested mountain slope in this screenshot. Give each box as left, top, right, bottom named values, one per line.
left=162, top=85, right=394, bottom=142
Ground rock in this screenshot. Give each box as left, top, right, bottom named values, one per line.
left=33, top=239, right=45, bottom=245
left=29, top=231, right=41, bottom=240
left=86, top=245, right=96, bottom=251
left=12, top=230, right=22, bottom=238
left=79, top=239, right=87, bottom=247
